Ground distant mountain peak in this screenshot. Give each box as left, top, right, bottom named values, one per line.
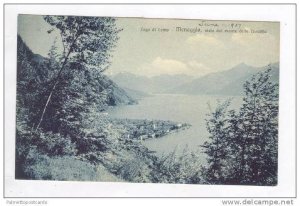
left=110, top=72, right=194, bottom=94
left=167, top=62, right=279, bottom=95
left=236, top=62, right=247, bottom=67
left=232, top=62, right=252, bottom=69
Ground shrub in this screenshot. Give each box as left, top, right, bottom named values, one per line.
left=23, top=153, right=102, bottom=181
left=151, top=147, right=204, bottom=184
left=36, top=131, right=77, bottom=156
left=115, top=155, right=152, bottom=183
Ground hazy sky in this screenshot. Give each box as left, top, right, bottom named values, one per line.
left=18, top=15, right=279, bottom=77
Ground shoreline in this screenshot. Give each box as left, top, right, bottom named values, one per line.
left=108, top=118, right=191, bottom=142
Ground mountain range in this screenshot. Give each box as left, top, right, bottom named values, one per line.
left=19, top=33, right=279, bottom=99
left=17, top=36, right=136, bottom=107
left=110, top=62, right=279, bottom=96
left=110, top=73, right=193, bottom=94
left=169, top=62, right=279, bottom=95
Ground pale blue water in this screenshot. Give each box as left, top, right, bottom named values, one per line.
left=107, top=94, right=242, bottom=159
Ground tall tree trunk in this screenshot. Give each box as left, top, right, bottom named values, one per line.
left=34, top=34, right=79, bottom=132
left=34, top=56, right=69, bottom=131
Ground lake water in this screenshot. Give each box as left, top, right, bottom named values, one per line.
left=108, top=94, right=242, bottom=160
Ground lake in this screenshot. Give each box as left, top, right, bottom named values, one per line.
left=107, top=94, right=242, bottom=161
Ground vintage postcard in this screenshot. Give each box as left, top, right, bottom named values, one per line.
left=16, top=14, right=279, bottom=186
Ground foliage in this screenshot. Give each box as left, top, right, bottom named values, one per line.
left=201, top=100, right=231, bottom=184
left=15, top=15, right=124, bottom=181
left=16, top=16, right=165, bottom=183
left=22, top=150, right=101, bottom=181
left=43, top=15, right=121, bottom=71
left=112, top=153, right=153, bottom=183
left=16, top=15, right=279, bottom=185
left=151, top=147, right=204, bottom=184
left=35, top=131, right=77, bottom=156
left=201, top=67, right=279, bottom=185
left=33, top=15, right=121, bottom=131
left=234, top=68, right=278, bottom=185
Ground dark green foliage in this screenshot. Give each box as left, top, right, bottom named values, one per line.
left=15, top=16, right=125, bottom=180
left=234, top=68, right=278, bottom=185
left=150, top=147, right=204, bottom=184
left=43, top=15, right=121, bottom=71
left=201, top=100, right=231, bottom=184
left=35, top=132, right=77, bottom=156
left=16, top=36, right=51, bottom=129
left=34, top=15, right=121, bottom=131
left=201, top=67, right=279, bottom=185
left=112, top=152, right=154, bottom=183
left=16, top=16, right=181, bottom=183
left=16, top=15, right=279, bottom=185
left=16, top=34, right=156, bottom=182
left=21, top=150, right=102, bottom=181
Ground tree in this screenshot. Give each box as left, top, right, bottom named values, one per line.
left=202, top=67, right=279, bottom=185
left=35, top=15, right=121, bottom=131
left=16, top=36, right=48, bottom=130
left=235, top=67, right=279, bottom=185
left=201, top=100, right=231, bottom=184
